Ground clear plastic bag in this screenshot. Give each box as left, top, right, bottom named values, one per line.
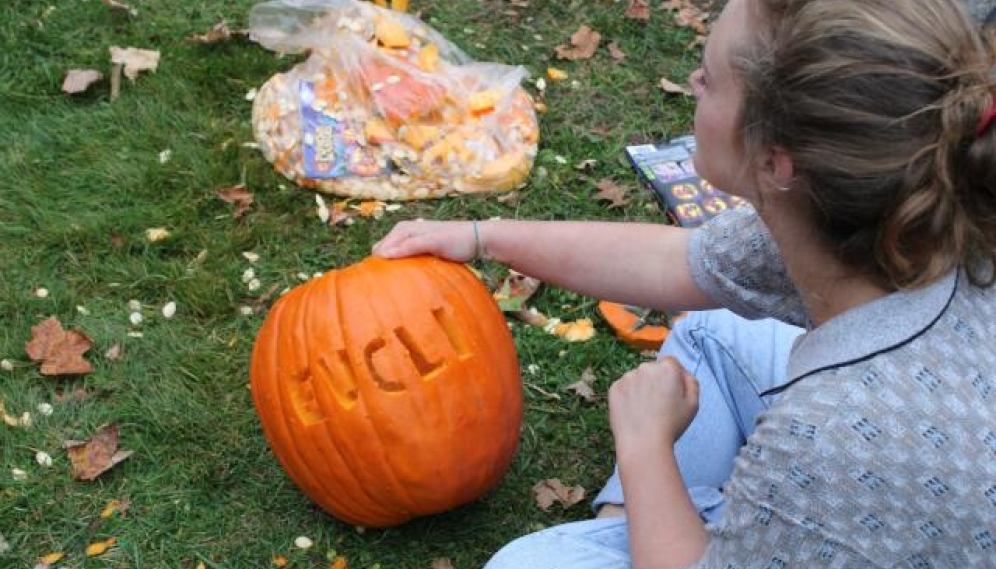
left=248, top=0, right=539, bottom=200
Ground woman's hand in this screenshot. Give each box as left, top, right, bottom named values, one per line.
left=608, top=357, right=699, bottom=454
left=372, top=220, right=480, bottom=262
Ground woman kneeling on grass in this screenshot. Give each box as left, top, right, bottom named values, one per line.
left=375, top=0, right=996, bottom=566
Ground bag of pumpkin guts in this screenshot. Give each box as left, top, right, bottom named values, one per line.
left=246, top=0, right=541, bottom=201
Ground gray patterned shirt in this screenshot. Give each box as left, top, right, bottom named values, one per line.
left=686, top=206, right=996, bottom=569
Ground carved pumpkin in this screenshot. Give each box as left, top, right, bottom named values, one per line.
left=597, top=301, right=685, bottom=352
left=250, top=256, right=523, bottom=528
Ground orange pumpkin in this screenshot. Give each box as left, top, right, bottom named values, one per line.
left=597, top=301, right=684, bottom=351
left=250, top=256, right=523, bottom=528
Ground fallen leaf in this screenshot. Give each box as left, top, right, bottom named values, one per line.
left=608, top=41, right=626, bottom=61
left=102, top=0, right=137, bottom=16
left=331, top=556, right=349, bottom=569
left=554, top=25, right=601, bottom=60
left=105, top=343, right=122, bottom=361
left=100, top=499, right=131, bottom=519
left=532, top=478, right=585, bottom=511
left=593, top=179, right=632, bottom=208
left=625, top=0, right=650, bottom=20
left=187, top=20, right=240, bottom=44
left=566, top=367, right=598, bottom=402
left=216, top=184, right=254, bottom=219
left=662, top=0, right=711, bottom=36
left=25, top=317, right=94, bottom=376
left=64, top=424, right=134, bottom=481
left=109, top=46, right=160, bottom=81
left=39, top=552, right=65, bottom=565
left=660, top=77, right=692, bottom=96
left=493, top=271, right=542, bottom=313
left=62, top=69, right=103, bottom=94
left=85, top=537, right=117, bottom=557
left=676, top=6, right=710, bottom=35
left=552, top=318, right=596, bottom=342
left=431, top=559, right=455, bottom=569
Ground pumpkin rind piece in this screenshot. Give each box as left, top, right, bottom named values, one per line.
left=596, top=300, right=671, bottom=351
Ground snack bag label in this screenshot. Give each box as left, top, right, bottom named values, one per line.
left=299, top=81, right=386, bottom=179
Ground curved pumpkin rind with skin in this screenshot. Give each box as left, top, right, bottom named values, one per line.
left=250, top=256, right=523, bottom=528
left=597, top=300, right=671, bottom=352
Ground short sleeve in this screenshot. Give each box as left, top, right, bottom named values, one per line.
left=687, top=205, right=808, bottom=327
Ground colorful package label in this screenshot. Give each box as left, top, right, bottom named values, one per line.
left=299, top=81, right=387, bottom=179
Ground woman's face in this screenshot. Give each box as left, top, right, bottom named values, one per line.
left=690, top=0, right=754, bottom=197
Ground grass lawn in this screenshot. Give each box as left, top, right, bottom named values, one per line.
left=0, top=0, right=702, bottom=567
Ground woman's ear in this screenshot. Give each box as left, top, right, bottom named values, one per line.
left=760, top=145, right=796, bottom=191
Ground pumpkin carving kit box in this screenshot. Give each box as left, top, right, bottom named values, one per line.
left=597, top=136, right=749, bottom=351
left=250, top=256, right=524, bottom=527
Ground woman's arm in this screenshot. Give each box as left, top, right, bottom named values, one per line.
left=609, top=358, right=709, bottom=569
left=374, top=219, right=716, bottom=312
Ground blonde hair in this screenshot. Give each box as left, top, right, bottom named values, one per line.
left=737, top=0, right=996, bottom=288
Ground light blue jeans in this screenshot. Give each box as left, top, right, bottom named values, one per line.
left=483, top=309, right=803, bottom=569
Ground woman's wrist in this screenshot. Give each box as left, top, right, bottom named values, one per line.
left=615, top=435, right=675, bottom=466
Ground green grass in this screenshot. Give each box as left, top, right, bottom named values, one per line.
left=0, top=0, right=700, bottom=567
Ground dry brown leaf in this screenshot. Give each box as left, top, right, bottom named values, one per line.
left=187, top=20, right=242, bottom=44
left=607, top=41, right=626, bottom=61
left=64, top=424, right=134, bottom=481
left=216, top=184, right=254, bottom=219
left=625, top=0, right=650, bottom=20
left=532, top=478, right=586, bottom=511
left=676, top=6, right=710, bottom=35
left=552, top=318, right=596, bottom=342
left=62, top=69, right=103, bottom=94
left=566, top=367, right=598, bottom=402
left=431, top=559, right=455, bottom=569
left=109, top=46, right=160, bottom=81
left=102, top=0, right=137, bottom=16
left=25, top=316, right=94, bottom=376
left=493, top=270, right=542, bottom=313
left=660, top=77, right=692, bottom=96
left=554, top=25, right=601, bottom=60
left=593, top=179, right=632, bottom=208
left=104, top=343, right=122, bottom=361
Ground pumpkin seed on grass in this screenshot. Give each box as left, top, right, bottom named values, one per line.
left=0, top=0, right=698, bottom=566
